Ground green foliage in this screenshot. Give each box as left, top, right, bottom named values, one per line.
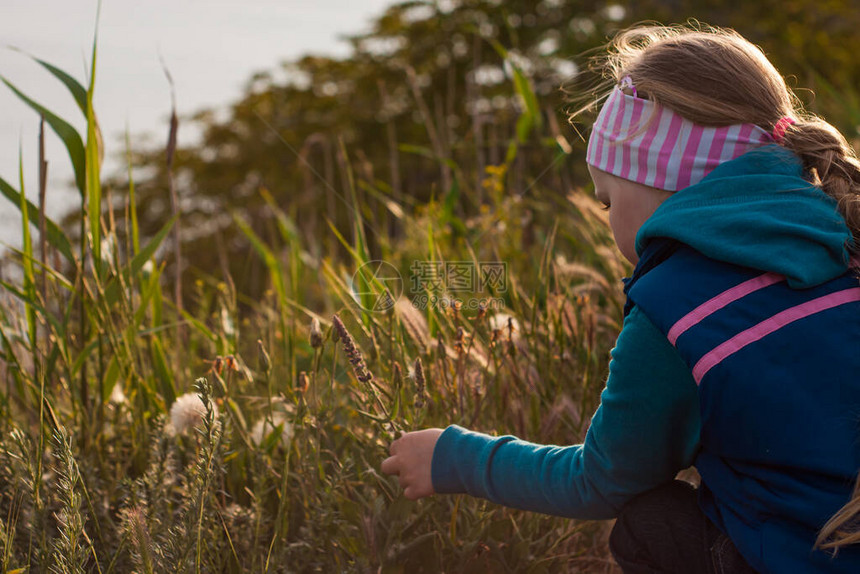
left=0, top=33, right=626, bottom=568
left=49, top=428, right=88, bottom=574
left=0, top=174, right=74, bottom=263
left=2, top=0, right=859, bottom=571
left=0, top=76, right=86, bottom=197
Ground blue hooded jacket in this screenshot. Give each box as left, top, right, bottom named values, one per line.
left=431, top=145, right=860, bottom=572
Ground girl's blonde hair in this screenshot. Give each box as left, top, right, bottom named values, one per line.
left=584, top=22, right=860, bottom=551
left=580, top=23, right=860, bottom=256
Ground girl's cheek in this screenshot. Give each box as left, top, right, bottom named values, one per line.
left=609, top=214, right=637, bottom=265
left=608, top=211, right=623, bottom=249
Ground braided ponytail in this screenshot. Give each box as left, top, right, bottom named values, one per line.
left=780, top=118, right=860, bottom=255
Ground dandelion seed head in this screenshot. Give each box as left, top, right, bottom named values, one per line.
left=109, top=383, right=127, bottom=405
left=169, top=392, right=218, bottom=435
left=251, top=413, right=294, bottom=448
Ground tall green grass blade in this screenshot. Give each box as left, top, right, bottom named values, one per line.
left=127, top=217, right=174, bottom=276
left=150, top=263, right=163, bottom=328
left=358, top=179, right=411, bottom=215
left=334, top=141, right=375, bottom=319
left=70, top=339, right=99, bottom=378
left=511, top=66, right=542, bottom=138
left=336, top=140, right=380, bottom=322
left=150, top=338, right=176, bottom=407
left=488, top=38, right=542, bottom=164
left=488, top=39, right=542, bottom=131
left=8, top=47, right=88, bottom=114
left=43, top=341, right=63, bottom=403
left=0, top=280, right=65, bottom=339
left=398, top=143, right=468, bottom=221
left=85, top=18, right=102, bottom=269
left=133, top=264, right=162, bottom=328
left=233, top=214, right=287, bottom=304
left=17, top=151, right=37, bottom=348
left=5, top=286, right=70, bottom=382
left=125, top=126, right=140, bottom=255
left=10, top=247, right=75, bottom=291
left=101, top=357, right=120, bottom=403
left=397, top=144, right=458, bottom=170
left=338, top=139, right=370, bottom=267
left=325, top=219, right=397, bottom=314
left=102, top=216, right=175, bottom=307
left=259, top=187, right=300, bottom=246
left=326, top=219, right=363, bottom=263
left=504, top=139, right=519, bottom=165
left=425, top=220, right=438, bottom=338
left=259, top=186, right=305, bottom=311
left=177, top=307, right=218, bottom=344
left=0, top=174, right=75, bottom=262
left=441, top=176, right=466, bottom=235
left=0, top=77, right=86, bottom=195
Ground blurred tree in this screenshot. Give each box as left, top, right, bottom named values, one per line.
left=107, top=0, right=860, bottom=300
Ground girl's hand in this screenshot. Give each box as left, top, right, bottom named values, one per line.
left=381, top=428, right=443, bottom=500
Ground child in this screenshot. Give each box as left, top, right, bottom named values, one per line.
left=380, top=23, right=860, bottom=573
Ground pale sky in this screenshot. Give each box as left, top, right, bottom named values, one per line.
left=0, top=0, right=393, bottom=249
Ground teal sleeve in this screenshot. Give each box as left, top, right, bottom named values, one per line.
left=430, top=305, right=701, bottom=520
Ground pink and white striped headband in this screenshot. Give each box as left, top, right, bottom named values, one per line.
left=586, top=78, right=775, bottom=191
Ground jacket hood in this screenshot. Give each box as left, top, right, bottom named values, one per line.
left=635, top=144, right=853, bottom=288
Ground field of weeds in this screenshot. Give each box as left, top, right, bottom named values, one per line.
left=0, top=9, right=641, bottom=574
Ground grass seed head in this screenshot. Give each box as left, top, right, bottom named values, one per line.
left=414, top=392, right=426, bottom=409
left=436, top=333, right=446, bottom=362
left=392, top=361, right=403, bottom=390
left=413, top=357, right=427, bottom=409
left=297, top=371, right=310, bottom=395
left=454, top=326, right=468, bottom=355
left=257, top=339, right=271, bottom=373
left=476, top=300, right=488, bottom=321
left=413, top=357, right=425, bottom=395
left=489, top=313, right=520, bottom=342
left=449, top=298, right=462, bottom=320
left=310, top=317, right=324, bottom=348
left=332, top=314, right=373, bottom=384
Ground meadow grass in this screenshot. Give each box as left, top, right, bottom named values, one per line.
left=0, top=36, right=630, bottom=574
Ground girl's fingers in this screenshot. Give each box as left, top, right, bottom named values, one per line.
left=380, top=456, right=398, bottom=476
left=388, top=439, right=399, bottom=455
